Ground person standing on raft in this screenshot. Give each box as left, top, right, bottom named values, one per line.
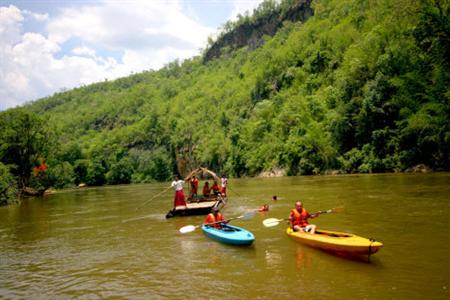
left=189, top=175, right=199, bottom=198
left=171, top=175, right=186, bottom=207
left=220, top=174, right=228, bottom=196
left=289, top=201, right=319, bottom=234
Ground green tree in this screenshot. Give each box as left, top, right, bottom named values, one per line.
left=0, top=109, right=53, bottom=189
left=0, top=162, right=18, bottom=205
left=47, top=162, right=76, bottom=189
left=106, top=157, right=133, bottom=184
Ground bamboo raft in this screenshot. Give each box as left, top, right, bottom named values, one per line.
left=165, top=167, right=227, bottom=218
left=165, top=194, right=227, bottom=218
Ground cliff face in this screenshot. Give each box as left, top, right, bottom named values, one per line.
left=204, top=0, right=314, bottom=62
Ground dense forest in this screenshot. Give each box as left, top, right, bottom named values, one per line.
left=1, top=0, right=449, bottom=204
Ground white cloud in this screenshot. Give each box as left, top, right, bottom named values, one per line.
left=0, top=1, right=215, bottom=110
left=72, top=46, right=96, bottom=57
left=0, top=5, right=23, bottom=44
left=229, top=0, right=264, bottom=21
left=23, top=10, right=48, bottom=22
left=46, top=1, right=212, bottom=50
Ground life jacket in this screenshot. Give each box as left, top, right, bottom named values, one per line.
left=290, top=208, right=309, bottom=227
left=211, top=184, right=220, bottom=192
left=259, top=206, right=269, bottom=212
left=204, top=213, right=224, bottom=228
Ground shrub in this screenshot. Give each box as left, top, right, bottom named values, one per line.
left=0, top=163, right=18, bottom=205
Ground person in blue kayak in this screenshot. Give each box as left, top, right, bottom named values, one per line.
left=289, top=201, right=319, bottom=234
left=204, top=207, right=227, bottom=229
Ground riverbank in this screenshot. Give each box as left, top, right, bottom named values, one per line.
left=1, top=166, right=445, bottom=207
left=257, top=164, right=436, bottom=177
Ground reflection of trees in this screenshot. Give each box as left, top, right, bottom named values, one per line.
left=10, top=199, right=51, bottom=245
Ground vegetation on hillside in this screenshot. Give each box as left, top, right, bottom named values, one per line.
left=0, top=0, right=448, bottom=203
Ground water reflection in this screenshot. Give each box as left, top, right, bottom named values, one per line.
left=264, top=248, right=283, bottom=269
left=294, top=246, right=311, bottom=270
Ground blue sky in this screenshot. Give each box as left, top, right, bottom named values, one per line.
left=0, top=0, right=263, bottom=110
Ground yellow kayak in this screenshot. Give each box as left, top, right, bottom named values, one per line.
left=286, top=228, right=383, bottom=256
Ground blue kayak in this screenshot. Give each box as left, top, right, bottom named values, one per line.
left=201, top=224, right=255, bottom=246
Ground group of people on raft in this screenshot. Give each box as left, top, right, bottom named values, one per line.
left=170, top=174, right=228, bottom=207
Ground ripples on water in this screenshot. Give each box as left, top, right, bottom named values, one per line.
left=0, top=174, right=449, bottom=299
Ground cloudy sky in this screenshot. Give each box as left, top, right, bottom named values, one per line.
left=0, top=0, right=263, bottom=111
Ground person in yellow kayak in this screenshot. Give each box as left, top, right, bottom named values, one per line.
left=289, top=201, right=319, bottom=234
left=204, top=207, right=227, bottom=229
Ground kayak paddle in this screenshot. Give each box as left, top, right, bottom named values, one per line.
left=262, top=218, right=289, bottom=227
left=179, top=211, right=256, bottom=234
left=262, top=207, right=344, bottom=227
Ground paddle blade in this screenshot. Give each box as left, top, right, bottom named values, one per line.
left=262, top=218, right=282, bottom=227
left=179, top=225, right=197, bottom=234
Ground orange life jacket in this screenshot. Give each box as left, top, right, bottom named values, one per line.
left=259, top=205, right=269, bottom=212
left=290, top=208, right=309, bottom=227
left=204, top=213, right=224, bottom=228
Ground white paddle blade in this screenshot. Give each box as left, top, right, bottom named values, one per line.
left=262, top=218, right=282, bottom=227
left=179, top=225, right=197, bottom=234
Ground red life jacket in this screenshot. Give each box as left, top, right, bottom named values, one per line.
left=204, top=213, right=224, bottom=228
left=290, top=208, right=309, bottom=227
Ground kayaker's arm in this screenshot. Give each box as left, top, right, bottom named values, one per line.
left=309, top=212, right=320, bottom=218
left=288, top=211, right=294, bottom=221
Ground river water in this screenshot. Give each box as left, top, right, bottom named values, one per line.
left=0, top=173, right=449, bottom=299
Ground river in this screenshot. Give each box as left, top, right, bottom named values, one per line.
left=0, top=173, right=449, bottom=299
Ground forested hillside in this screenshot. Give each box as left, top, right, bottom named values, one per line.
left=1, top=0, right=449, bottom=203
